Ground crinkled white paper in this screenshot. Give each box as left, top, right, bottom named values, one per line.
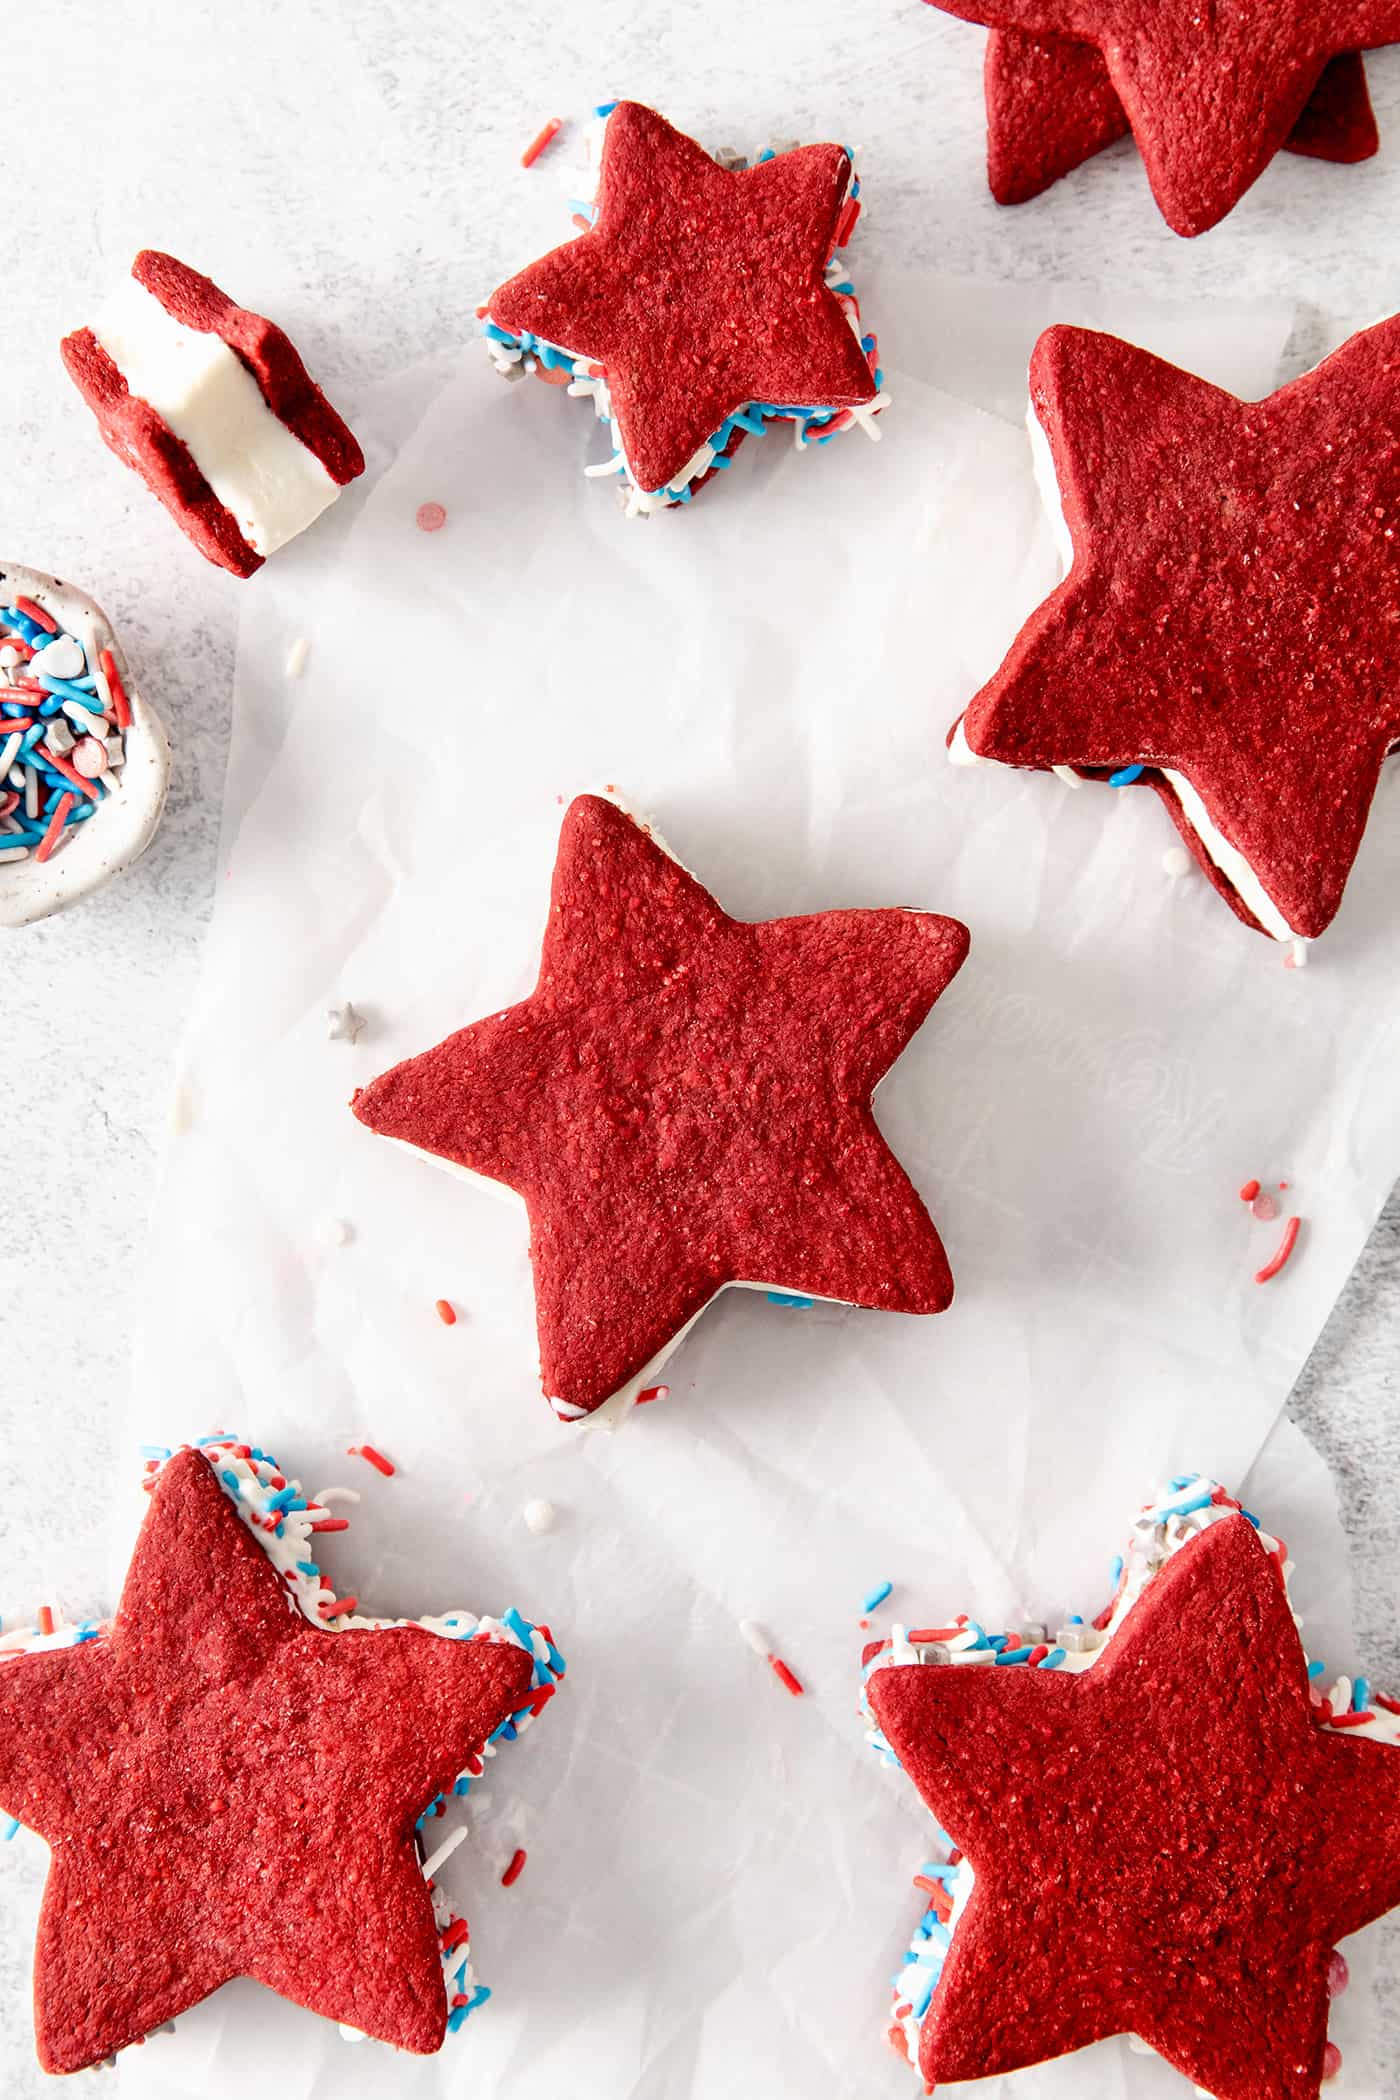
left=118, top=274, right=1400, bottom=2100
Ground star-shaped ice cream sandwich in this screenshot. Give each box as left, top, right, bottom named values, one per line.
left=863, top=1479, right=1400, bottom=2100
left=0, top=1441, right=564, bottom=2070
left=481, top=100, right=884, bottom=511
left=925, top=0, right=1400, bottom=233
left=984, top=32, right=1378, bottom=207
left=352, top=795, right=969, bottom=1422
left=949, top=318, right=1400, bottom=944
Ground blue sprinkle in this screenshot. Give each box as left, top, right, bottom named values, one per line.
left=1108, top=765, right=1145, bottom=787
left=1067, top=1614, right=1083, bottom=1625
left=862, top=1580, right=894, bottom=1613
left=2, top=1818, right=19, bottom=1841
left=1157, top=1488, right=1214, bottom=1519
left=1109, top=1556, right=1124, bottom=1585
left=138, top=1444, right=170, bottom=1461
left=756, top=147, right=776, bottom=162
left=1308, top=1661, right=1326, bottom=1680
left=766, top=1291, right=814, bottom=1308
left=912, top=1973, right=936, bottom=2020
left=502, top=1606, right=533, bottom=1649
left=594, top=100, right=618, bottom=117
left=1038, top=1647, right=1066, bottom=1669
left=1241, top=1508, right=1261, bottom=1528
left=988, top=1634, right=1011, bottom=1653
left=38, top=674, right=103, bottom=707
left=296, top=1560, right=318, bottom=1577
left=1353, top=1678, right=1371, bottom=1713
left=996, top=1645, right=1034, bottom=1666
left=219, top=1470, right=241, bottom=1496
left=1169, top=1474, right=1193, bottom=1490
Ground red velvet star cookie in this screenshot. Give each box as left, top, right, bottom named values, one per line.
left=863, top=1481, right=1400, bottom=2100
left=0, top=1440, right=564, bottom=2071
left=985, top=33, right=1378, bottom=207
left=926, top=1, right=1400, bottom=233
left=481, top=101, right=882, bottom=509
left=949, top=318, right=1400, bottom=944
left=352, top=795, right=969, bottom=1422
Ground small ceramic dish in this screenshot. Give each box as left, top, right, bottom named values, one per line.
left=0, top=561, right=170, bottom=929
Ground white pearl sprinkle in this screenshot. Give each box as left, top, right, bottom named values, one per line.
left=523, top=1499, right=556, bottom=1534
left=1161, top=847, right=1191, bottom=879
left=285, top=636, right=310, bottom=678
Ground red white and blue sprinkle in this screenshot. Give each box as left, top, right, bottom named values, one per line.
left=0, top=598, right=130, bottom=866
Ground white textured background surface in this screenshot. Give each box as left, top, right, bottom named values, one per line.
left=0, top=2, right=1398, bottom=2093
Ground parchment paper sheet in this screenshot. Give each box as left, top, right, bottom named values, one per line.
left=115, top=274, right=1400, bottom=2098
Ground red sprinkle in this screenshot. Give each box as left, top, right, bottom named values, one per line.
left=570, top=213, right=592, bottom=232
left=1328, top=1710, right=1375, bottom=1729
left=635, top=1384, right=669, bottom=1405
left=37, top=1605, right=54, bottom=1637
left=440, top=1917, right=470, bottom=1954
left=1255, top=1215, right=1302, bottom=1285
left=310, top=1516, right=350, bottom=1533
left=501, top=1846, right=528, bottom=1886
left=15, top=595, right=56, bottom=633
left=350, top=1443, right=396, bottom=1477
left=34, top=792, right=74, bottom=863
left=415, top=501, right=447, bottom=533
left=99, top=648, right=131, bottom=730
left=520, top=117, right=562, bottom=169
left=1026, top=1644, right=1050, bottom=1667
left=435, top=1299, right=457, bottom=1326
left=769, top=1655, right=804, bottom=1697
left=320, top=1594, right=357, bottom=1619
left=1375, top=1692, right=1400, bottom=1716
left=1239, top=1178, right=1261, bottom=1202
left=908, top=1626, right=963, bottom=1644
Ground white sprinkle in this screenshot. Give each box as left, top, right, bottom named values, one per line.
left=1288, top=937, right=1309, bottom=970
left=44, top=716, right=75, bottom=757
left=738, top=1618, right=770, bottom=1658
left=326, top=1001, right=365, bottom=1043
left=285, top=636, right=310, bottom=679
left=523, top=1499, right=556, bottom=1534
left=420, top=1822, right=469, bottom=1882
left=1161, top=846, right=1191, bottom=879
left=317, top=1215, right=352, bottom=1248
left=338, top=2025, right=368, bottom=2044
left=312, top=1486, right=361, bottom=1507
left=0, top=846, right=29, bottom=863
left=29, top=635, right=85, bottom=681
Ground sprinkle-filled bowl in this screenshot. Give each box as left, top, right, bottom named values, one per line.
left=0, top=562, right=170, bottom=928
